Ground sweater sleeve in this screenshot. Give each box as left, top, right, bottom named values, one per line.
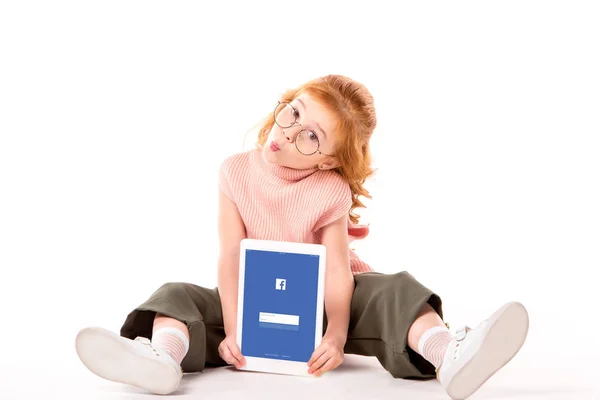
left=313, top=173, right=353, bottom=232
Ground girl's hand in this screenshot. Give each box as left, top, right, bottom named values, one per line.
left=218, top=335, right=246, bottom=368
left=307, top=334, right=345, bottom=376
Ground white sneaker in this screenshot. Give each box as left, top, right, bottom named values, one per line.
left=75, top=326, right=183, bottom=395
left=437, top=302, right=529, bottom=400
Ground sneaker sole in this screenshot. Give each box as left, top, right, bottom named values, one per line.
left=445, top=301, right=529, bottom=400
left=75, top=327, right=181, bottom=395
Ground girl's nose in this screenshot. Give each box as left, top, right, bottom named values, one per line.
left=284, top=124, right=300, bottom=142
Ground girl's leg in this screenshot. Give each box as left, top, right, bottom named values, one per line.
left=407, top=297, right=530, bottom=400
left=407, top=303, right=453, bottom=371
left=151, top=313, right=191, bottom=366
left=407, top=302, right=447, bottom=349
left=120, top=282, right=227, bottom=372
left=153, top=314, right=190, bottom=338
left=340, top=271, right=441, bottom=379
left=77, top=282, right=226, bottom=395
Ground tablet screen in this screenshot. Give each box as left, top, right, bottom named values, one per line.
left=240, top=249, right=320, bottom=363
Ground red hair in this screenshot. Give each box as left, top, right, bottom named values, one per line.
left=254, top=75, right=377, bottom=225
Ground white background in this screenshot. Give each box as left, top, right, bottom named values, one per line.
left=1, top=1, right=599, bottom=398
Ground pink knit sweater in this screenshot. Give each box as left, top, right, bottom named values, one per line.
left=219, top=148, right=374, bottom=275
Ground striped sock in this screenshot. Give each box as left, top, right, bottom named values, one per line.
left=417, top=326, right=453, bottom=370
left=151, top=327, right=190, bottom=365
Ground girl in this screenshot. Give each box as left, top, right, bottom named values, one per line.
left=75, top=74, right=529, bottom=400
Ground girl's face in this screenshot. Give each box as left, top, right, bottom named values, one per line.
left=262, top=94, right=339, bottom=170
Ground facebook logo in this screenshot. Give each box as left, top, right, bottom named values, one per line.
left=275, top=278, right=286, bottom=290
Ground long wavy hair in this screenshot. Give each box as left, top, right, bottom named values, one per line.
left=253, top=74, right=377, bottom=225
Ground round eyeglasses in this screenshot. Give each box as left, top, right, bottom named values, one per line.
left=273, top=101, right=334, bottom=156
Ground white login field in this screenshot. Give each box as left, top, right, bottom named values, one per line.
left=259, top=312, right=300, bottom=326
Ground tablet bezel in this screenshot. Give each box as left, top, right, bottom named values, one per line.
left=235, top=238, right=327, bottom=376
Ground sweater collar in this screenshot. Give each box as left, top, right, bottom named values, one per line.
left=252, top=147, right=319, bottom=183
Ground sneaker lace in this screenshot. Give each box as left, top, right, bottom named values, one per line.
left=454, top=325, right=472, bottom=341
left=134, top=336, right=184, bottom=374
left=134, top=337, right=162, bottom=357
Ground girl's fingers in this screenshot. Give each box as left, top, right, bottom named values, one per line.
left=308, top=349, right=331, bottom=374
left=314, top=356, right=340, bottom=377
left=219, top=344, right=235, bottom=365
left=228, top=342, right=245, bottom=367
left=308, top=343, right=328, bottom=367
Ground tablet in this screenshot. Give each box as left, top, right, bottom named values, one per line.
left=236, top=238, right=327, bottom=376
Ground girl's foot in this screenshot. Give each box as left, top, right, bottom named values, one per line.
left=437, top=302, right=529, bottom=399
left=75, top=326, right=183, bottom=395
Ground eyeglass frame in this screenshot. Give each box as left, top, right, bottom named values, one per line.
left=273, top=101, right=335, bottom=157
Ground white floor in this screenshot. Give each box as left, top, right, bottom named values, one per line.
left=3, top=261, right=598, bottom=400
left=2, top=334, right=598, bottom=400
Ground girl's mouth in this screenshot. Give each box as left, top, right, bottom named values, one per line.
left=269, top=141, right=280, bottom=152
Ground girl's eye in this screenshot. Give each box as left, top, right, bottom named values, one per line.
left=308, top=131, right=319, bottom=141
left=292, top=108, right=300, bottom=119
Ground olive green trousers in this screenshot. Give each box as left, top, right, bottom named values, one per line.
left=120, top=271, right=443, bottom=379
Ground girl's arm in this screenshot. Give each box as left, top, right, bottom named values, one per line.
left=217, top=189, right=247, bottom=337
left=320, top=214, right=354, bottom=343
